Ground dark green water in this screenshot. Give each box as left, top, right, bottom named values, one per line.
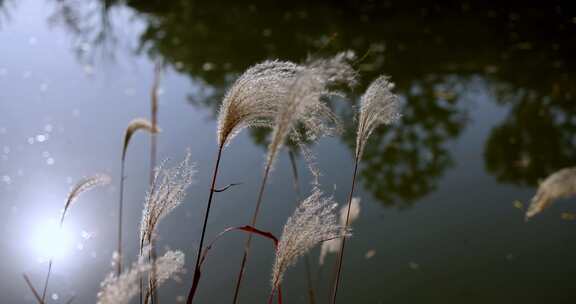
left=1, top=0, right=575, bottom=303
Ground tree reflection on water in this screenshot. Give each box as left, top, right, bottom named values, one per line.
left=18, top=0, right=576, bottom=207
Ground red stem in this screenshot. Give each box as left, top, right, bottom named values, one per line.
left=232, top=161, right=272, bottom=303
left=188, top=225, right=279, bottom=303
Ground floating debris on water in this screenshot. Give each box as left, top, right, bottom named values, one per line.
left=409, top=261, right=420, bottom=270
left=365, top=249, right=376, bottom=259
left=513, top=200, right=524, bottom=210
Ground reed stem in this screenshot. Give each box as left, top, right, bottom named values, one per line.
left=266, top=281, right=282, bottom=304
left=41, top=259, right=52, bottom=302
left=186, top=144, right=224, bottom=304
left=117, top=158, right=126, bottom=276
left=232, top=160, right=272, bottom=303
left=148, top=62, right=160, bottom=304
left=330, top=155, right=359, bottom=304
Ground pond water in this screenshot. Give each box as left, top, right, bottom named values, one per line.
left=1, top=1, right=575, bottom=303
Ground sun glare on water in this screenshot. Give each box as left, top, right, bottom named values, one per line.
left=29, top=219, right=74, bottom=262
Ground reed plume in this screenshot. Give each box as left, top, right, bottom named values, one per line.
left=319, top=197, right=360, bottom=266
left=139, top=152, right=194, bottom=304
left=122, top=118, right=160, bottom=162
left=140, top=151, right=195, bottom=250
left=233, top=53, right=356, bottom=303
left=331, top=75, right=400, bottom=304
left=525, top=166, right=576, bottom=219
left=41, top=174, right=110, bottom=303
left=97, top=250, right=184, bottom=304
left=60, top=174, right=111, bottom=224
left=119, top=118, right=159, bottom=276
left=187, top=60, right=302, bottom=304
left=217, top=60, right=302, bottom=147
left=354, top=76, right=401, bottom=159
left=268, top=189, right=346, bottom=303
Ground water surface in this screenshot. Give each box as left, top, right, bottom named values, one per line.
left=1, top=1, right=575, bottom=303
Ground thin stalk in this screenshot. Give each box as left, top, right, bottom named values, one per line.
left=148, top=62, right=161, bottom=304
left=150, top=64, right=160, bottom=186
left=144, top=240, right=159, bottom=304
left=150, top=241, right=159, bottom=304
left=186, top=144, right=224, bottom=304
left=117, top=158, right=126, bottom=276
left=329, top=155, right=359, bottom=304
left=303, top=256, right=315, bottom=304
left=23, top=274, right=45, bottom=304
left=139, top=242, right=145, bottom=304
left=232, top=160, right=272, bottom=303
left=267, top=267, right=283, bottom=304
left=40, top=260, right=52, bottom=302
left=41, top=216, right=65, bottom=302
left=288, top=149, right=316, bottom=304
left=266, top=285, right=283, bottom=304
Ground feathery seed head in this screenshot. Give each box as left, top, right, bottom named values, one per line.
left=140, top=152, right=195, bottom=249
left=355, top=75, right=401, bottom=159
left=525, top=167, right=576, bottom=219
left=305, top=51, right=358, bottom=89
left=97, top=250, right=185, bottom=304
left=60, top=174, right=111, bottom=224
left=122, top=118, right=160, bottom=161
left=153, top=250, right=185, bottom=285
left=217, top=60, right=302, bottom=147
left=266, top=54, right=357, bottom=168
left=271, top=188, right=346, bottom=288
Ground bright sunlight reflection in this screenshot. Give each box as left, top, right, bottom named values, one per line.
left=29, top=219, right=73, bottom=261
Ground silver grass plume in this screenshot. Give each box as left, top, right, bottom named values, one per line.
left=217, top=60, right=302, bottom=147
left=60, top=174, right=111, bottom=224
left=305, top=51, right=358, bottom=90
left=140, top=152, right=195, bottom=249
left=355, top=76, right=401, bottom=159
left=266, top=52, right=357, bottom=169
left=122, top=118, right=160, bottom=161
left=271, top=188, right=347, bottom=289
left=319, top=197, right=360, bottom=265
left=97, top=250, right=185, bottom=304
left=525, top=167, right=576, bottom=219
